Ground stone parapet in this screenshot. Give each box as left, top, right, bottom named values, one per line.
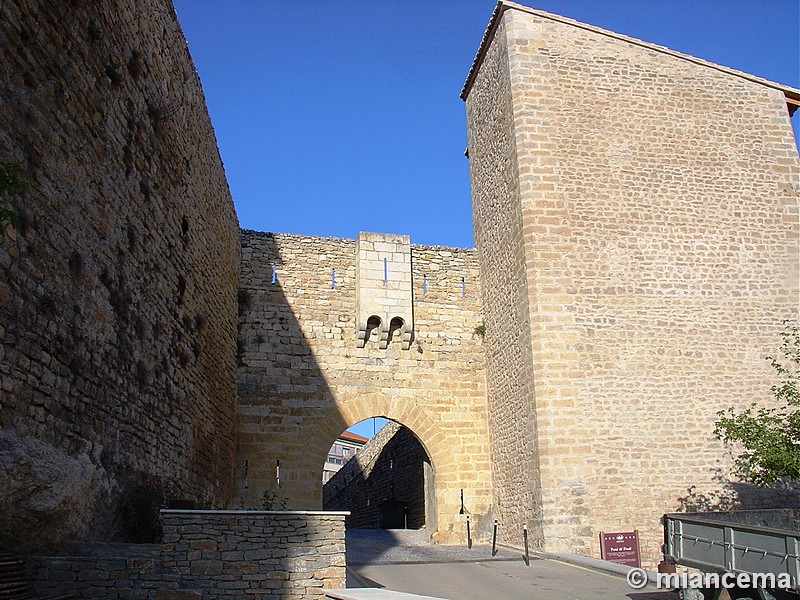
left=161, top=510, right=347, bottom=599
left=32, top=511, right=348, bottom=599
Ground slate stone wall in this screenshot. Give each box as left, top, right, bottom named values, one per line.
left=160, top=510, right=346, bottom=599
left=31, top=511, right=346, bottom=599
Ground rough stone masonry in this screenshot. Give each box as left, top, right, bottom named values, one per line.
left=236, top=231, right=493, bottom=543
left=0, top=0, right=798, bottom=575
left=0, top=0, right=239, bottom=549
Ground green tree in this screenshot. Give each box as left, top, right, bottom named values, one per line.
left=714, top=321, right=800, bottom=485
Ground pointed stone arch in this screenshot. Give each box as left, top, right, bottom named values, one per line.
left=305, top=398, right=446, bottom=478
left=292, top=397, right=461, bottom=537
left=236, top=231, right=492, bottom=544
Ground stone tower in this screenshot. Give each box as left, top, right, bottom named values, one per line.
left=462, top=1, right=799, bottom=564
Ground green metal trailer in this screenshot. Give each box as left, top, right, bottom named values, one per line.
left=663, top=510, right=799, bottom=599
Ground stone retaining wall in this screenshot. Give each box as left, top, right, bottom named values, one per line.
left=32, top=543, right=167, bottom=600
left=32, top=511, right=347, bottom=599
left=160, top=510, right=347, bottom=599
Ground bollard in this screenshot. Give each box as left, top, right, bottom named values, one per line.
left=466, top=514, right=472, bottom=549
left=523, top=523, right=530, bottom=566
left=491, top=520, right=498, bottom=556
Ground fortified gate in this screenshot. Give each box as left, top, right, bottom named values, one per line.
left=1, top=0, right=797, bottom=571
left=235, top=231, right=494, bottom=541
left=235, top=1, right=800, bottom=562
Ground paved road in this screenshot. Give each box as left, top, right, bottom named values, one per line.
left=345, top=529, right=678, bottom=600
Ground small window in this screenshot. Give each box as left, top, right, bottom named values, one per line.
left=388, top=317, right=405, bottom=345
left=366, top=315, right=382, bottom=342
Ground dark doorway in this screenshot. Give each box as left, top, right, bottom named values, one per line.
left=380, top=500, right=408, bottom=529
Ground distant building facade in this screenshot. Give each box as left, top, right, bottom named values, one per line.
left=322, top=431, right=368, bottom=484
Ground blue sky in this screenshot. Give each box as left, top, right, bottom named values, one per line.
left=173, top=1, right=799, bottom=439
left=173, top=0, right=798, bottom=251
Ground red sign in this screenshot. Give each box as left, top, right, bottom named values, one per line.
left=600, top=530, right=641, bottom=568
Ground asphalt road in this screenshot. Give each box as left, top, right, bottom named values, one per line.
left=345, top=528, right=679, bottom=600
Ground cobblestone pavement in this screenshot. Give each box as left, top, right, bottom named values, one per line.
left=346, top=528, right=679, bottom=600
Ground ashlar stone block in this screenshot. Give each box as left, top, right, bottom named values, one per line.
left=355, top=232, right=414, bottom=350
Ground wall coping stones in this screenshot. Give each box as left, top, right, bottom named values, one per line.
left=160, top=509, right=350, bottom=516
left=461, top=0, right=800, bottom=100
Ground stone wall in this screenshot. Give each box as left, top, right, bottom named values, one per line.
left=237, top=231, right=492, bottom=542
left=0, top=0, right=240, bottom=550
left=673, top=509, right=800, bottom=532
left=32, top=543, right=167, bottom=600
left=355, top=232, right=414, bottom=349
left=160, top=510, right=346, bottom=599
left=464, top=2, right=799, bottom=566
left=31, top=511, right=346, bottom=599
left=463, top=11, right=545, bottom=547
left=323, top=422, right=429, bottom=529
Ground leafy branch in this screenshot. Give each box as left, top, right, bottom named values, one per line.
left=714, top=321, right=800, bottom=485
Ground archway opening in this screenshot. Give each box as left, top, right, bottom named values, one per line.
left=364, top=315, right=382, bottom=343
left=321, top=417, right=435, bottom=531
left=387, top=316, right=405, bottom=345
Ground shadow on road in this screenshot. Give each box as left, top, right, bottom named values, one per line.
left=346, top=527, right=521, bottom=567
left=346, top=528, right=681, bottom=600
